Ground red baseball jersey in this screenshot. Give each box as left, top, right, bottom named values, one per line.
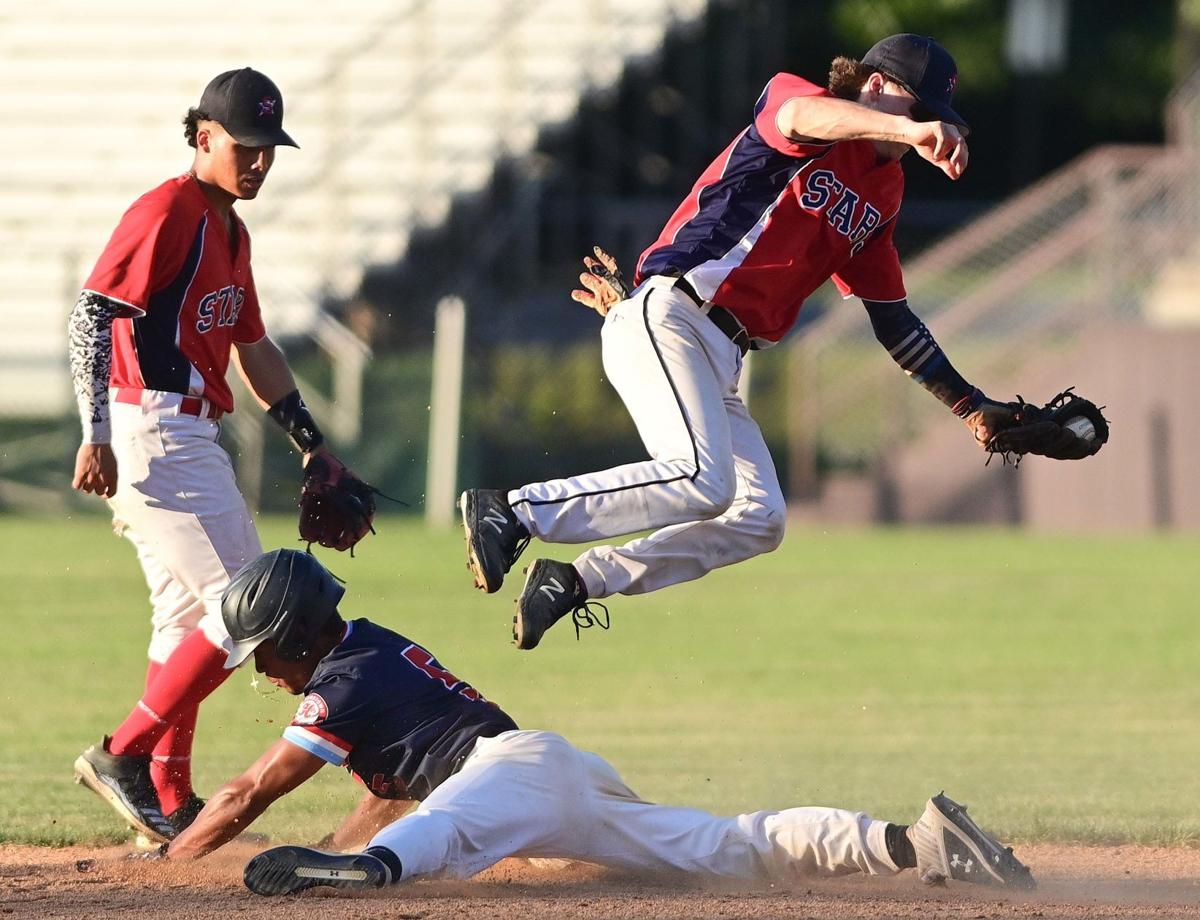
left=636, top=73, right=907, bottom=343
left=83, top=174, right=267, bottom=413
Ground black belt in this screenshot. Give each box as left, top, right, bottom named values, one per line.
left=669, top=277, right=751, bottom=356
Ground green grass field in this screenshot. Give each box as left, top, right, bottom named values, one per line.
left=2, top=514, right=1197, bottom=848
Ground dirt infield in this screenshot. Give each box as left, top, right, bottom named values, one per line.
left=4, top=843, right=1200, bottom=920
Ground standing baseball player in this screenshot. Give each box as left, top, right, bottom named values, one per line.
left=68, top=68, right=369, bottom=843
left=461, top=34, right=1023, bottom=649
left=157, top=548, right=1033, bottom=898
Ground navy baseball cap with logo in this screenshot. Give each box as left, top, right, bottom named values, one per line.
left=198, top=67, right=299, bottom=148
left=862, top=34, right=968, bottom=133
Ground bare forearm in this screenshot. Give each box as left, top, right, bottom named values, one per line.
left=778, top=95, right=915, bottom=145
left=234, top=337, right=299, bottom=410
left=168, top=784, right=273, bottom=860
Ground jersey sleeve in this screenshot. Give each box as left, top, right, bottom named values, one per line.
left=232, top=268, right=266, bottom=344
left=831, top=216, right=907, bottom=302
left=83, top=195, right=193, bottom=317
left=281, top=676, right=371, bottom=767
left=753, top=73, right=836, bottom=158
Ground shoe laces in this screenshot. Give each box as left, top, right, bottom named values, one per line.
left=571, top=600, right=610, bottom=640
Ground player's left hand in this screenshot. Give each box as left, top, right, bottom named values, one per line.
left=907, top=120, right=968, bottom=180
left=571, top=246, right=629, bottom=317
left=298, top=452, right=379, bottom=552
left=962, top=396, right=1018, bottom=449
left=986, top=389, right=1109, bottom=463
left=72, top=443, right=119, bottom=498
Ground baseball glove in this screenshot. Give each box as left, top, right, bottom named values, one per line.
left=298, top=453, right=377, bottom=552
left=986, top=388, right=1109, bottom=465
left=571, top=246, right=629, bottom=317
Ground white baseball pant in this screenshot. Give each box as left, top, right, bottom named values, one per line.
left=508, top=277, right=786, bottom=598
left=107, top=390, right=261, bottom=663
left=369, top=730, right=899, bottom=882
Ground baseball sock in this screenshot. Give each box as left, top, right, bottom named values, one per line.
left=141, top=660, right=199, bottom=815
left=886, top=823, right=917, bottom=869
left=109, top=631, right=231, bottom=758
left=363, top=846, right=403, bottom=885
left=151, top=712, right=199, bottom=816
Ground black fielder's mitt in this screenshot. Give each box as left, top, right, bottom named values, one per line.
left=298, top=454, right=377, bottom=552
left=986, top=388, right=1110, bottom=465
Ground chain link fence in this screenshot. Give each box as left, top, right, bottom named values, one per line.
left=787, top=83, right=1200, bottom=496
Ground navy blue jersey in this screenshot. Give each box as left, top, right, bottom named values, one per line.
left=281, top=619, right=518, bottom=800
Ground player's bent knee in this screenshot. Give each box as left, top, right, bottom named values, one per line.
left=734, top=502, right=786, bottom=558
left=686, top=469, right=737, bottom=519
left=760, top=504, right=786, bottom=552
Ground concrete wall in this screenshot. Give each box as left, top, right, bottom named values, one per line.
left=1020, top=324, right=1200, bottom=530
left=793, top=323, right=1200, bottom=531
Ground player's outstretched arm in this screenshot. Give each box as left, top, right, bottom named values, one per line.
left=168, top=739, right=327, bottom=861
left=863, top=298, right=1014, bottom=448
left=68, top=292, right=122, bottom=497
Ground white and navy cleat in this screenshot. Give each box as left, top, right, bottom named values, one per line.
left=910, top=792, right=1035, bottom=889
left=243, top=846, right=389, bottom=897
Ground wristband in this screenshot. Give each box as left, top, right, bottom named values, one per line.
left=267, top=389, right=325, bottom=453
left=951, top=387, right=984, bottom=418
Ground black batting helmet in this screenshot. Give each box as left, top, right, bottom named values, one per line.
left=221, top=549, right=345, bottom=668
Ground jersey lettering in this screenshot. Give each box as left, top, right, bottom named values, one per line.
left=826, top=187, right=860, bottom=235
left=402, top=644, right=485, bottom=702
left=368, top=772, right=403, bottom=795
left=849, top=203, right=882, bottom=255
left=195, top=285, right=245, bottom=334
left=799, top=169, right=840, bottom=211
left=801, top=169, right=881, bottom=252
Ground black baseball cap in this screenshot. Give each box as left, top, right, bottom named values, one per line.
left=197, top=67, right=299, bottom=148
left=862, top=34, right=968, bottom=133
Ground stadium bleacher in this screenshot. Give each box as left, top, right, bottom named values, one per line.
left=0, top=0, right=706, bottom=415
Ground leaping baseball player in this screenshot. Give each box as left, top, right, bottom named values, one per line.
left=68, top=68, right=374, bottom=845
left=154, top=549, right=1034, bottom=897
left=460, top=34, right=1069, bottom=649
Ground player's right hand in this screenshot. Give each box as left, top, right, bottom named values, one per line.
left=907, top=120, right=968, bottom=180
left=73, top=443, right=118, bottom=497
left=571, top=246, right=629, bottom=317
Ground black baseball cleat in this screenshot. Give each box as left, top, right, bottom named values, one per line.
left=514, top=559, right=609, bottom=650
left=909, top=793, right=1035, bottom=889
left=164, top=794, right=207, bottom=837
left=460, top=489, right=530, bottom=593
left=244, top=846, right=389, bottom=897
left=73, top=737, right=175, bottom=843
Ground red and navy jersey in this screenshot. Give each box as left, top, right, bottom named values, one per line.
left=635, top=73, right=907, bottom=343
left=83, top=174, right=267, bottom=413
left=282, top=619, right=518, bottom=801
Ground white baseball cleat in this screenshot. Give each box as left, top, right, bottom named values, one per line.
left=909, top=792, right=1035, bottom=889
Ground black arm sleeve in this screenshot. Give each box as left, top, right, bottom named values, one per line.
left=863, top=298, right=979, bottom=416
left=67, top=292, right=121, bottom=443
